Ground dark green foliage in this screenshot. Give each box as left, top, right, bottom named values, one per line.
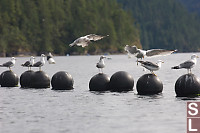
left=0, top=0, right=140, bottom=56
left=178, top=0, right=200, bottom=15
left=118, top=0, right=200, bottom=52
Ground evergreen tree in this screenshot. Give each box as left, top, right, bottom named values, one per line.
left=0, top=0, right=140, bottom=56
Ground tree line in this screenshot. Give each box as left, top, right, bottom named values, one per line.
left=117, top=0, right=200, bottom=52
left=0, top=0, right=140, bottom=56
left=1, top=0, right=200, bottom=57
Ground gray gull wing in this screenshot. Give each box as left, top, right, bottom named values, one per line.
left=33, top=61, right=43, bottom=67
left=124, top=45, right=139, bottom=55
left=69, top=37, right=90, bottom=47
left=146, top=49, right=176, bottom=57
left=86, top=34, right=108, bottom=41
left=1, top=61, right=14, bottom=67
left=21, top=61, right=31, bottom=67
left=139, top=61, right=159, bottom=68
left=179, top=60, right=195, bottom=69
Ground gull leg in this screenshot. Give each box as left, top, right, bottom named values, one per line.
left=99, top=68, right=103, bottom=74
left=98, top=68, right=100, bottom=73
left=151, top=71, right=157, bottom=76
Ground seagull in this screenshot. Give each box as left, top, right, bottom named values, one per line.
left=47, top=52, right=55, bottom=64
left=21, top=56, right=35, bottom=70
left=96, top=56, right=106, bottom=73
left=32, top=54, right=46, bottom=71
left=124, top=45, right=177, bottom=64
left=171, top=54, right=199, bottom=74
left=0, top=57, right=16, bottom=70
left=69, top=34, right=109, bottom=47
left=138, top=60, right=164, bottom=76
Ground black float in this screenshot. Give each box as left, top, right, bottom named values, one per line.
left=20, top=70, right=35, bottom=88
left=51, top=71, right=74, bottom=90
left=30, top=71, right=50, bottom=88
left=89, top=73, right=110, bottom=91
left=109, top=71, right=134, bottom=92
left=175, top=74, right=200, bottom=97
left=136, top=74, right=163, bottom=95
left=0, top=70, right=19, bottom=87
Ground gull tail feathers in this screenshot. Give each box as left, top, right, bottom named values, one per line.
left=138, top=61, right=144, bottom=63
left=171, top=66, right=180, bottom=69
left=174, top=49, right=178, bottom=52
left=101, top=35, right=109, bottom=38
left=105, top=35, right=109, bottom=37
left=69, top=43, right=74, bottom=47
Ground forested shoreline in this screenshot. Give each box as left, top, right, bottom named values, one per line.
left=0, top=0, right=200, bottom=56
left=118, top=0, right=200, bottom=52
left=0, top=0, right=140, bottom=56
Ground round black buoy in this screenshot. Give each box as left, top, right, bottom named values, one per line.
left=89, top=73, right=110, bottom=91
left=20, top=70, right=35, bottom=88
left=0, top=70, right=19, bottom=87
left=51, top=71, right=74, bottom=90
left=109, top=71, right=134, bottom=92
left=30, top=71, right=50, bottom=88
left=136, top=74, right=163, bottom=95
left=175, top=74, right=200, bottom=97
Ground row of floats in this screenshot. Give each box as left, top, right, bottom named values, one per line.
left=0, top=70, right=200, bottom=97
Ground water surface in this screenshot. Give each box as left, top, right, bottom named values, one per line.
left=0, top=53, right=200, bottom=133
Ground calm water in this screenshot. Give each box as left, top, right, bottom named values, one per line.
left=0, top=53, right=200, bottom=133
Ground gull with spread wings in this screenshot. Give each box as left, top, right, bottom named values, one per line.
left=69, top=34, right=109, bottom=47
left=124, top=45, right=177, bottom=64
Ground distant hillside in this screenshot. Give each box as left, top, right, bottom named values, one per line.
left=117, top=0, right=200, bottom=52
left=178, top=0, right=200, bottom=15
left=0, top=0, right=140, bottom=56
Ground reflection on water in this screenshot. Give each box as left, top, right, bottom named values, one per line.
left=0, top=53, right=200, bottom=133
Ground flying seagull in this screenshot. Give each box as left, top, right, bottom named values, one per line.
left=47, top=52, right=55, bottom=64
left=171, top=54, right=199, bottom=74
left=0, top=57, right=16, bottom=70
left=69, top=34, right=109, bottom=47
left=32, top=54, right=46, bottom=71
left=138, top=60, right=164, bottom=76
left=96, top=56, right=106, bottom=73
left=124, top=45, right=177, bottom=64
left=21, top=56, right=35, bottom=70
